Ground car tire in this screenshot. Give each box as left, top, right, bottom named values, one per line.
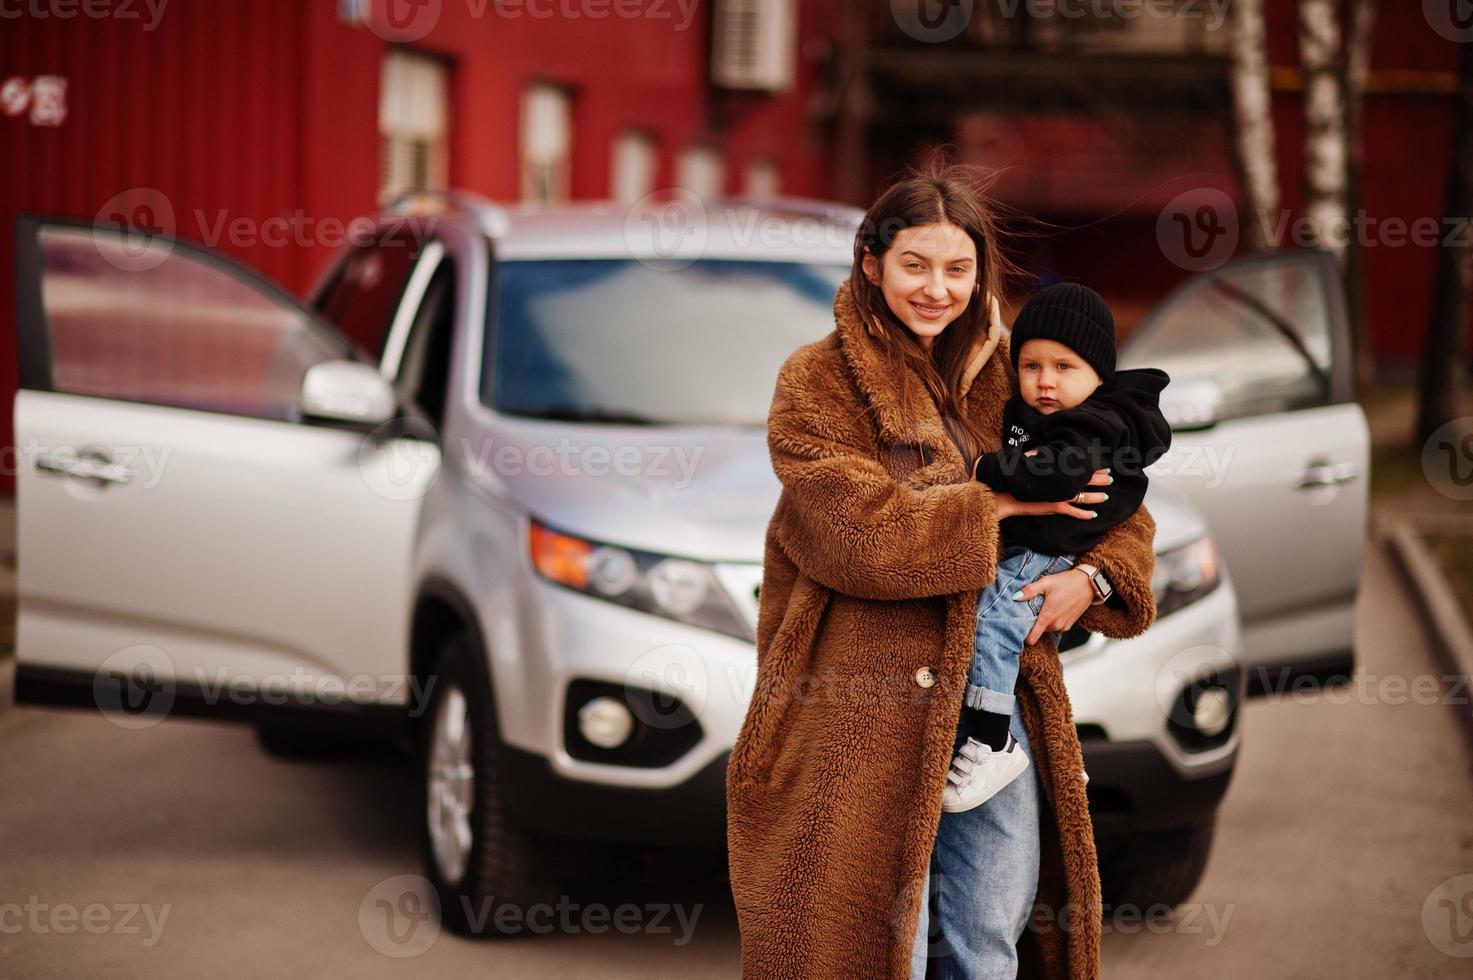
left=417, top=628, right=545, bottom=936
left=1101, top=818, right=1216, bottom=911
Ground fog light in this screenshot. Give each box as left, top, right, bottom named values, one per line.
left=1193, top=687, right=1232, bottom=737
left=578, top=696, right=634, bottom=748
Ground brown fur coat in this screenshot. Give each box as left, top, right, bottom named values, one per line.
left=726, top=281, right=1158, bottom=979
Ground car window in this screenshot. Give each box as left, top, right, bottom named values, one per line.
left=483, top=259, right=850, bottom=426
left=1119, top=255, right=1336, bottom=422
left=36, top=225, right=346, bottom=421
left=315, top=228, right=430, bottom=363
left=395, top=259, right=456, bottom=432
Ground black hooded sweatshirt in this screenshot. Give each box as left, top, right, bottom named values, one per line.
left=973, top=367, right=1173, bottom=556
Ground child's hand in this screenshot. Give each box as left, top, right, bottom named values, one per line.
left=991, top=467, right=1111, bottom=520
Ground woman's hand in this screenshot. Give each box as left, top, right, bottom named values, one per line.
left=1016, top=567, right=1096, bottom=646
left=991, top=467, right=1111, bottom=521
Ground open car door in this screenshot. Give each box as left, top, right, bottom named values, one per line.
left=11, top=217, right=439, bottom=729
left=1120, top=249, right=1369, bottom=691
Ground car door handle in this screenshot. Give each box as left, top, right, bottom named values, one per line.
left=1296, top=460, right=1357, bottom=491
left=35, top=452, right=134, bottom=486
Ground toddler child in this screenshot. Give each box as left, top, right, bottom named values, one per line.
left=942, top=282, right=1172, bottom=813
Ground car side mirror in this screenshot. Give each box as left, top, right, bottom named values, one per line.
left=1159, top=377, right=1225, bottom=431
left=299, top=360, right=397, bottom=426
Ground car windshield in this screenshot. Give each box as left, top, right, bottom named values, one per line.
left=484, top=258, right=850, bottom=426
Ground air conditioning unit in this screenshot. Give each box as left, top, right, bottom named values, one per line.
left=711, top=0, right=797, bottom=92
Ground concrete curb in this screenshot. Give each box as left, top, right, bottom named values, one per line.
left=1381, top=516, right=1473, bottom=750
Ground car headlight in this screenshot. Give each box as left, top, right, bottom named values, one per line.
left=528, top=517, right=753, bottom=641
left=1152, top=535, right=1221, bottom=618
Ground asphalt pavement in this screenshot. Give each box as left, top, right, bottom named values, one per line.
left=1, top=516, right=1471, bottom=977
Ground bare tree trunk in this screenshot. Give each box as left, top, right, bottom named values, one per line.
left=1298, top=0, right=1348, bottom=265
left=1229, top=0, right=1280, bottom=249
left=1416, top=37, right=1473, bottom=443
left=1342, top=0, right=1378, bottom=393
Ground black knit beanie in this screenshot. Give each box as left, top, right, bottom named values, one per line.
left=1009, top=282, right=1116, bottom=381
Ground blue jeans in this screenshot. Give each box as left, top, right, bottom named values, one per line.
left=964, top=546, right=1075, bottom=723
left=907, top=546, right=1072, bottom=980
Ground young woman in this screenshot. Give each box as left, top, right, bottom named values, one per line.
left=726, top=159, right=1160, bottom=979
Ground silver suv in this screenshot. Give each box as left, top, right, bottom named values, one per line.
left=11, top=193, right=1366, bottom=932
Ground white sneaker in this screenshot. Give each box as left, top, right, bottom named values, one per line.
left=940, top=735, right=1030, bottom=813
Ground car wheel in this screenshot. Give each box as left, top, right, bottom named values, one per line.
left=418, top=628, right=544, bottom=936
left=1101, top=818, right=1216, bottom=911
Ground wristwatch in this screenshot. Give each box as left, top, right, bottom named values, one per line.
left=1074, top=563, right=1112, bottom=605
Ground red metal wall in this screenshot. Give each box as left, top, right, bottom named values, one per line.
left=0, top=0, right=838, bottom=497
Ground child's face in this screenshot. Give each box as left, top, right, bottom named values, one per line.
left=1017, top=338, right=1102, bottom=414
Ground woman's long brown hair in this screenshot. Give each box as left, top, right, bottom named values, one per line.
left=848, top=154, right=1032, bottom=475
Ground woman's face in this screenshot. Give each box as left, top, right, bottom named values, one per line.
left=862, top=221, right=979, bottom=350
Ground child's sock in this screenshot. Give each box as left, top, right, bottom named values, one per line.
left=963, top=707, right=1012, bottom=752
